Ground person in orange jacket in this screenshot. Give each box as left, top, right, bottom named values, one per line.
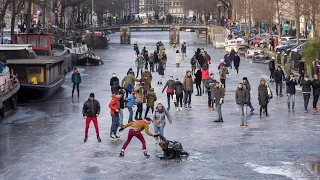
left=109, top=94, right=121, bottom=139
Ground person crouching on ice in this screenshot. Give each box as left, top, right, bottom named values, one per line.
left=156, top=134, right=189, bottom=159
left=119, top=117, right=158, bottom=157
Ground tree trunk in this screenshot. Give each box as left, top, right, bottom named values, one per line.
left=295, top=0, right=300, bottom=45
left=26, top=0, right=32, bottom=33
left=11, top=0, right=16, bottom=43
left=311, top=0, right=317, bottom=38
left=276, top=0, right=281, bottom=39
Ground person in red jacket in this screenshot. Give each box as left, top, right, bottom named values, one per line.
left=109, top=94, right=121, bottom=139
left=201, top=65, right=210, bottom=94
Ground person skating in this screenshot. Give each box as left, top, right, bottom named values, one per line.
left=213, top=82, right=225, bottom=122
left=201, top=65, right=210, bottom=94
left=312, top=74, right=320, bottom=112
left=127, top=68, right=135, bottom=77
left=205, top=73, right=216, bottom=108
left=143, top=49, right=149, bottom=69
left=149, top=52, right=155, bottom=72
left=176, top=50, right=181, bottom=67
left=135, top=54, right=144, bottom=78
left=269, top=57, right=276, bottom=82
left=233, top=53, right=240, bottom=74
left=127, top=92, right=136, bottom=123
left=174, top=78, right=184, bottom=111
left=134, top=42, right=139, bottom=55
left=224, top=52, right=232, bottom=73
left=83, top=93, right=101, bottom=142
left=122, top=71, right=139, bottom=99
left=154, top=50, right=159, bottom=70
left=134, top=83, right=145, bottom=120
left=219, top=64, right=227, bottom=89
left=153, top=103, right=172, bottom=140
left=183, top=70, right=194, bottom=108
left=109, top=94, right=121, bottom=139
left=118, top=89, right=125, bottom=127
left=274, top=66, right=285, bottom=97
left=141, top=67, right=152, bottom=92
left=298, top=60, right=305, bottom=84
left=181, top=42, right=187, bottom=60
left=300, top=75, right=312, bottom=111
left=119, top=117, right=156, bottom=157
left=161, top=52, right=168, bottom=69
left=190, top=53, right=197, bottom=74
left=194, top=66, right=202, bottom=96
left=243, top=77, right=254, bottom=112
left=286, top=73, right=297, bottom=112
left=157, top=60, right=165, bottom=85
left=162, top=75, right=175, bottom=111
left=230, top=48, right=236, bottom=69
left=235, top=83, right=250, bottom=126
left=258, top=78, right=270, bottom=117
left=157, top=134, right=189, bottom=159
left=71, top=68, right=81, bottom=98
left=145, top=88, right=157, bottom=118
left=110, top=73, right=120, bottom=95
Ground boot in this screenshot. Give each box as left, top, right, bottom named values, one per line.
left=113, top=133, right=120, bottom=139
left=167, top=106, right=170, bottom=111
left=97, top=135, right=102, bottom=142
left=143, top=151, right=150, bottom=158
left=84, top=135, right=88, bottom=143
left=78, top=93, right=79, bottom=98
left=213, top=118, right=220, bottom=122
left=184, top=104, right=188, bottom=108
left=220, top=117, right=224, bottom=122
left=72, top=93, right=74, bottom=98
left=119, top=150, right=124, bottom=157
left=188, top=104, right=192, bottom=108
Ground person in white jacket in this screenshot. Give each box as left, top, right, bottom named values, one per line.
left=176, top=50, right=181, bottom=68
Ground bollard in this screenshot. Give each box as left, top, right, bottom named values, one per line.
left=277, top=52, right=281, bottom=64
left=283, top=54, right=288, bottom=64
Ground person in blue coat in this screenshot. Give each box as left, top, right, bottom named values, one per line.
left=71, top=68, right=82, bottom=98
left=127, top=92, right=136, bottom=123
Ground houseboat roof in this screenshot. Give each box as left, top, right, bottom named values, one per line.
left=0, top=44, right=33, bottom=51
left=6, top=56, right=64, bottom=65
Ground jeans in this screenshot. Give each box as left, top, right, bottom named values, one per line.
left=287, top=94, right=295, bottom=109
left=154, top=126, right=164, bottom=136
left=313, top=95, right=319, bottom=109
left=201, top=80, right=206, bottom=93
left=135, top=103, right=143, bottom=119
left=128, top=106, right=133, bottom=121
left=110, top=115, right=119, bottom=135
left=239, top=104, right=248, bottom=124
left=149, top=63, right=154, bottom=72
left=182, top=53, right=186, bottom=60
left=72, top=83, right=79, bottom=96
left=167, top=93, right=173, bottom=108
left=276, top=82, right=283, bottom=96
left=303, top=93, right=310, bottom=110
left=184, top=91, right=192, bottom=105
left=217, top=104, right=222, bottom=118
left=119, top=109, right=124, bottom=126
left=145, top=106, right=154, bottom=118
left=176, top=94, right=183, bottom=107
left=136, top=67, right=142, bottom=78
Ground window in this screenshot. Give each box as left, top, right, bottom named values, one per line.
left=173, top=8, right=176, bottom=13
left=177, top=8, right=180, bottom=13
left=27, top=67, right=45, bottom=84
left=169, top=2, right=172, bottom=6
left=12, top=67, right=26, bottom=82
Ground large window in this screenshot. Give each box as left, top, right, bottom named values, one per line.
left=12, top=67, right=26, bottom=82
left=27, top=67, right=45, bottom=84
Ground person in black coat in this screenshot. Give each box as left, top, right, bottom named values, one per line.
left=300, top=75, right=312, bottom=111
left=312, top=74, right=320, bottom=112
left=258, top=78, right=270, bottom=117
left=286, top=73, right=297, bottom=112
left=194, top=66, right=202, bottom=96
left=269, top=57, right=276, bottom=82
left=274, top=66, right=285, bottom=97
left=233, top=53, right=240, bottom=74
left=110, top=73, right=120, bottom=95
left=230, top=48, right=236, bottom=69
left=154, top=50, right=159, bottom=70
left=298, top=60, right=305, bottom=84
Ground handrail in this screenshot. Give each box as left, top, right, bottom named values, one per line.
left=0, top=75, right=19, bottom=94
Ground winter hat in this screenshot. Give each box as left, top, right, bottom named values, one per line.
left=90, top=93, right=95, bottom=97
left=220, top=59, right=224, bottom=62
left=112, top=73, right=116, bottom=77
left=243, top=77, right=248, bottom=80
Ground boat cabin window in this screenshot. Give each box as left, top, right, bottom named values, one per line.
left=27, top=36, right=37, bottom=47
left=27, top=67, right=45, bottom=84
left=237, top=41, right=242, bottom=43
left=39, top=36, right=48, bottom=48
left=12, top=67, right=26, bottom=82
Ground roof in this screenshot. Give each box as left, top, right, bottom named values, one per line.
left=7, top=56, right=64, bottom=65
left=0, top=44, right=33, bottom=51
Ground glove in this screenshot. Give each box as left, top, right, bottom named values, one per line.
left=219, top=98, right=223, bottom=104
left=119, top=127, right=124, bottom=132
left=153, top=134, right=159, bottom=138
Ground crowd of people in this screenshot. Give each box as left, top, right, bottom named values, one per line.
left=73, top=40, right=320, bottom=159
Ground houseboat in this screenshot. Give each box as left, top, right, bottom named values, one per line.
left=224, top=38, right=248, bottom=53
left=82, top=31, right=109, bottom=49
left=0, top=64, right=20, bottom=119
left=0, top=45, right=65, bottom=101
left=11, top=34, right=73, bottom=74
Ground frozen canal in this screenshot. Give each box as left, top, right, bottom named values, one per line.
left=0, top=31, right=320, bottom=180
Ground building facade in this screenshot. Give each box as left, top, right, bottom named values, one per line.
left=168, top=0, right=185, bottom=17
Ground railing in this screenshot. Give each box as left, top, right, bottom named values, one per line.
left=0, top=75, right=19, bottom=94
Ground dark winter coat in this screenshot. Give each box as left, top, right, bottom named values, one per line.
left=269, top=60, right=275, bottom=71
left=110, top=77, right=120, bottom=92
left=162, top=79, right=175, bottom=93
left=286, top=78, right=297, bottom=94
left=157, top=62, right=165, bottom=75
left=205, top=77, right=216, bottom=91
left=312, top=79, right=320, bottom=96
left=119, top=91, right=125, bottom=109
left=230, top=50, right=236, bottom=61
left=194, top=70, right=202, bottom=82
left=214, top=87, right=225, bottom=104
left=174, top=81, right=184, bottom=95
left=243, top=81, right=251, bottom=92
left=82, top=99, right=101, bottom=117
left=300, top=79, right=312, bottom=93
left=233, top=56, right=240, bottom=68
left=154, top=52, right=159, bottom=63
left=235, top=86, right=249, bottom=105
left=274, top=69, right=285, bottom=83
left=258, top=84, right=269, bottom=106
left=72, top=73, right=81, bottom=84
left=224, top=55, right=232, bottom=67
left=298, top=61, right=305, bottom=74
left=181, top=45, right=186, bottom=53
left=183, top=75, right=193, bottom=91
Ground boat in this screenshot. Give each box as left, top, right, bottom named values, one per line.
left=11, top=34, right=73, bottom=74
left=82, top=31, right=109, bottom=49
left=245, top=49, right=263, bottom=59
left=251, top=54, right=270, bottom=64
left=224, top=38, right=248, bottom=52
left=76, top=52, right=103, bottom=66
left=0, top=44, right=65, bottom=101
left=0, top=63, right=20, bottom=119
left=52, top=41, right=89, bottom=66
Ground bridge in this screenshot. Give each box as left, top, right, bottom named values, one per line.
left=93, top=24, right=228, bottom=45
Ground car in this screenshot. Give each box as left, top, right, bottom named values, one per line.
left=280, top=37, right=294, bottom=45
left=245, top=49, right=263, bottom=59
left=252, top=55, right=270, bottom=64
left=275, top=39, right=307, bottom=53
